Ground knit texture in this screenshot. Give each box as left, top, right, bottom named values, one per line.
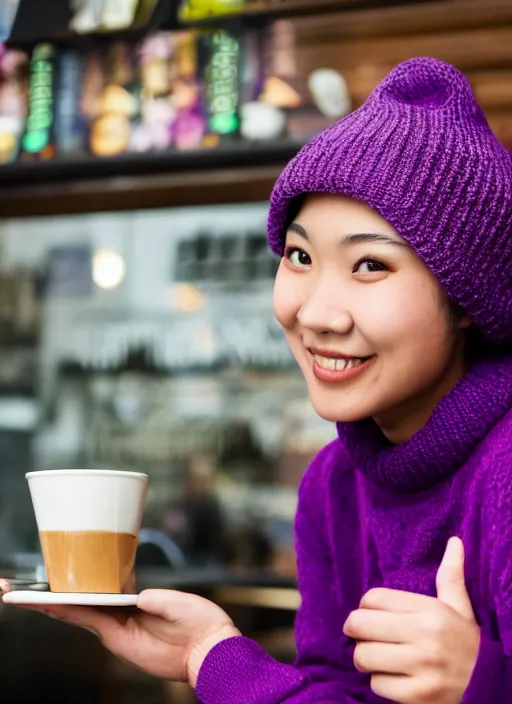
left=337, top=354, right=512, bottom=493
left=267, top=57, right=512, bottom=342
left=196, top=356, right=512, bottom=704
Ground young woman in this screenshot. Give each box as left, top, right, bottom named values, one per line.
left=21, top=57, right=512, bottom=704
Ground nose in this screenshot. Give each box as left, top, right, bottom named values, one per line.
left=297, top=276, right=354, bottom=335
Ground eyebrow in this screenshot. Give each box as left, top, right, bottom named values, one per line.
left=286, top=222, right=407, bottom=247
left=287, top=222, right=308, bottom=239
left=342, top=233, right=408, bottom=247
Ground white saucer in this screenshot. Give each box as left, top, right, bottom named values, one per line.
left=2, top=591, right=138, bottom=607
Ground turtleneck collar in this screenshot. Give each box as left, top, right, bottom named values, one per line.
left=336, top=355, right=512, bottom=494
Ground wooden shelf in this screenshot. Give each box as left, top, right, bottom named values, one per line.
left=0, top=141, right=302, bottom=217
left=291, top=0, right=512, bottom=42
left=6, top=0, right=173, bottom=49
left=6, top=0, right=434, bottom=47
left=178, top=0, right=433, bottom=27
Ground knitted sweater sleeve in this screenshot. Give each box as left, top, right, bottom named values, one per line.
left=460, top=560, right=512, bottom=704
left=461, top=428, right=512, bottom=704
left=461, top=635, right=512, bottom=704
left=195, top=441, right=374, bottom=704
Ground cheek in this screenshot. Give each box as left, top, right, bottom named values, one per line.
left=273, top=266, right=302, bottom=329
left=357, top=280, right=448, bottom=351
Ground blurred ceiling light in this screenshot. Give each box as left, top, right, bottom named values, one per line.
left=93, top=249, right=126, bottom=290
left=170, top=283, right=206, bottom=312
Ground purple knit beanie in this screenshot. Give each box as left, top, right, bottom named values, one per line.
left=267, top=57, right=512, bottom=342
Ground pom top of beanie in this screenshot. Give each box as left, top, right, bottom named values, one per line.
left=267, top=57, right=512, bottom=342
left=377, top=57, right=477, bottom=112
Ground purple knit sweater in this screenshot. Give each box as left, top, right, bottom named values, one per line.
left=196, top=355, right=512, bottom=703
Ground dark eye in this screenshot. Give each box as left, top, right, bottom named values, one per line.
left=284, top=247, right=312, bottom=269
left=353, top=257, right=388, bottom=274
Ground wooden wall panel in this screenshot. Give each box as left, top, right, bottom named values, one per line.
left=291, top=0, right=512, bottom=145
left=293, top=0, right=512, bottom=42
left=297, top=27, right=512, bottom=73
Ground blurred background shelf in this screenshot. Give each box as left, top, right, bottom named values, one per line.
left=2, top=0, right=512, bottom=221
left=6, top=0, right=172, bottom=48
left=177, top=0, right=435, bottom=28
left=0, top=141, right=302, bottom=217
left=9, top=0, right=512, bottom=50
left=5, top=0, right=441, bottom=47
left=0, top=139, right=302, bottom=184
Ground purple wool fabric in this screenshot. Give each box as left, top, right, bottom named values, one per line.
left=196, top=355, right=512, bottom=703
left=267, top=57, right=512, bottom=343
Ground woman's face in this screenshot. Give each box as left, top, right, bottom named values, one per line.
left=273, top=194, right=470, bottom=442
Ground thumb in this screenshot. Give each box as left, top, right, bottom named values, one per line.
left=137, top=589, right=207, bottom=621
left=136, top=589, right=238, bottom=643
left=436, top=537, right=475, bottom=621
left=137, top=589, right=235, bottom=630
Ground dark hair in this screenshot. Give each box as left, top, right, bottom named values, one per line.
left=468, top=328, right=512, bottom=362
left=447, top=300, right=512, bottom=363
left=466, top=327, right=491, bottom=364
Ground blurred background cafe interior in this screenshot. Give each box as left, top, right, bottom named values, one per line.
left=0, top=0, right=511, bottom=701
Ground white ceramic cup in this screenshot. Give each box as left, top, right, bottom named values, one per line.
left=26, top=469, right=149, bottom=593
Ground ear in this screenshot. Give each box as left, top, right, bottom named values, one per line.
left=458, top=315, right=472, bottom=329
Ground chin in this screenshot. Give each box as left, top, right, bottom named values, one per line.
left=308, top=395, right=371, bottom=424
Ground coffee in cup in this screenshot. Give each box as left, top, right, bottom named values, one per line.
left=26, top=469, right=148, bottom=594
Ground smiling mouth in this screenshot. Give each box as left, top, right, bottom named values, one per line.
left=312, top=354, right=370, bottom=372
left=308, top=351, right=375, bottom=382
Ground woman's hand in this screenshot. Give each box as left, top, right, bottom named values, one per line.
left=343, top=537, right=480, bottom=704
left=23, top=590, right=240, bottom=687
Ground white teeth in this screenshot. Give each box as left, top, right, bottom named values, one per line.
left=314, top=354, right=364, bottom=371
left=313, top=355, right=335, bottom=369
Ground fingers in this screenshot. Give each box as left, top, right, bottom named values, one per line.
left=369, top=673, right=413, bottom=703
left=344, top=609, right=416, bottom=643
left=353, top=642, right=416, bottom=675
left=360, top=588, right=436, bottom=613
left=29, top=604, right=120, bottom=639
